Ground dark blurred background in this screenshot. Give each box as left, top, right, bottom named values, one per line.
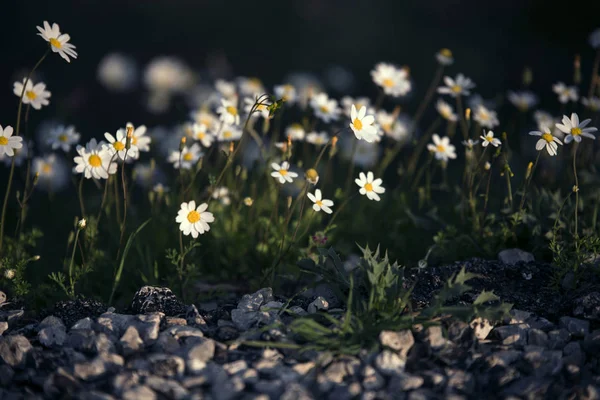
left=2, top=0, right=600, bottom=133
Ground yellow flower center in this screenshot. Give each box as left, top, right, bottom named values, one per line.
left=316, top=200, right=323, bottom=207
left=353, top=118, right=363, bottom=130
left=486, top=136, right=494, bottom=142
left=26, top=91, right=37, bottom=100
left=364, top=183, right=373, bottom=192
left=451, top=85, right=462, bottom=93
left=88, top=154, right=102, bottom=167
left=305, top=168, right=318, bottom=181
left=571, top=127, right=582, bottom=136
left=42, top=164, right=52, bottom=174
left=132, top=136, right=138, bottom=145
left=319, top=106, right=329, bottom=113
left=542, top=133, right=554, bottom=143
left=59, top=134, right=68, bottom=142
left=517, top=102, right=528, bottom=111
left=479, top=112, right=489, bottom=120
left=436, top=144, right=446, bottom=153
left=187, top=210, right=201, bottom=223
left=279, top=169, right=288, bottom=176
left=223, top=131, right=232, bottom=139
left=0, top=137, right=8, bottom=146
left=183, top=152, right=193, bottom=161
left=440, top=48, right=452, bottom=57
left=113, top=142, right=125, bottom=151
left=49, top=38, right=62, bottom=49
left=226, top=106, right=238, bottom=116
left=196, top=132, right=205, bottom=140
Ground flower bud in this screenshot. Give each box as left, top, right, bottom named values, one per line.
left=77, top=218, right=87, bottom=230
left=179, top=137, right=187, bottom=152
left=465, top=108, right=471, bottom=121
left=287, top=196, right=292, bottom=209
left=525, top=161, right=534, bottom=179
left=243, top=197, right=253, bottom=207
left=4, top=269, right=15, bottom=280
left=305, top=168, right=319, bottom=185
left=125, top=126, right=133, bottom=150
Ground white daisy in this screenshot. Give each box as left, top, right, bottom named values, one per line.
left=436, top=48, right=454, bottom=66
left=244, top=96, right=271, bottom=120
left=104, top=129, right=139, bottom=161
left=97, top=53, right=137, bottom=92
left=217, top=99, right=241, bottom=126
left=436, top=99, right=458, bottom=122
left=286, top=124, right=305, bottom=141
left=349, top=105, right=378, bottom=142
left=552, top=82, right=578, bottom=104
left=427, top=134, right=457, bottom=162
left=461, top=139, right=480, bottom=150
left=371, top=63, right=412, bottom=97
left=211, top=187, right=231, bottom=206
left=46, top=125, right=80, bottom=152
left=555, top=113, right=597, bottom=144
left=306, top=131, right=329, bottom=146
left=480, top=130, right=502, bottom=147
left=375, top=110, right=395, bottom=135
left=1, top=140, right=29, bottom=167
left=32, top=153, right=69, bottom=192
left=473, top=105, right=499, bottom=129
left=176, top=201, right=214, bottom=238
left=342, top=138, right=380, bottom=168
left=271, top=161, right=298, bottom=184
left=168, top=143, right=203, bottom=170
left=307, top=189, right=333, bottom=214
left=13, top=79, right=51, bottom=110
left=237, top=77, right=264, bottom=97
left=144, top=57, right=194, bottom=93
left=341, top=96, right=372, bottom=118
left=355, top=171, right=385, bottom=201
left=36, top=21, right=78, bottom=63
left=437, top=74, right=476, bottom=97
left=387, top=116, right=411, bottom=143
left=215, top=79, right=237, bottom=100
left=529, top=126, right=563, bottom=156
left=73, top=139, right=117, bottom=180
left=534, top=110, right=555, bottom=130
left=274, top=84, right=297, bottom=105
left=0, top=125, right=23, bottom=157
left=217, top=125, right=242, bottom=142
left=310, top=93, right=340, bottom=123
left=126, top=122, right=151, bottom=153
left=190, top=109, right=218, bottom=130
left=191, top=123, right=214, bottom=147
left=507, top=91, right=538, bottom=111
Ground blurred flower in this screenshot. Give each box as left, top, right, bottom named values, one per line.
left=310, top=93, right=340, bottom=123
left=556, top=113, right=597, bottom=144
left=191, top=123, right=214, bottom=147
left=176, top=201, right=214, bottom=238
left=462, top=139, right=479, bottom=150
left=217, top=99, right=241, bottom=126
left=371, top=63, right=411, bottom=97
left=46, top=125, right=80, bottom=153
left=427, top=134, right=456, bottom=161
left=216, top=125, right=242, bottom=142
left=307, top=189, right=333, bottom=214
left=306, top=131, right=329, bottom=146
left=341, top=96, right=372, bottom=118
left=286, top=123, right=305, bottom=141
left=126, top=123, right=151, bottom=153
left=168, top=143, right=203, bottom=170
left=13, top=79, right=51, bottom=110
left=190, top=109, right=218, bottom=130
left=243, top=197, right=253, bottom=206
left=274, top=84, right=297, bottom=105
left=215, top=79, right=237, bottom=100
left=473, top=105, right=499, bottom=129
left=237, top=77, right=264, bottom=97
left=436, top=99, right=457, bottom=122
left=244, top=96, right=271, bottom=120
left=507, top=91, right=538, bottom=111
left=386, top=115, right=412, bottom=143
left=97, top=53, right=137, bottom=91
left=32, top=153, right=69, bottom=191
left=355, top=171, right=385, bottom=201
left=581, top=97, right=600, bottom=113
left=212, top=187, right=231, bottom=206
left=552, top=82, right=578, bottom=104
left=152, top=183, right=170, bottom=194
left=437, top=74, right=475, bottom=97
left=271, top=161, right=298, bottom=184
left=1, top=140, right=29, bottom=167
left=36, top=21, right=77, bottom=63
left=589, top=28, right=600, bottom=49
left=349, top=105, right=378, bottom=143
left=529, top=126, right=562, bottom=156
left=436, top=48, right=454, bottom=66
left=375, top=110, right=395, bottom=134
left=0, top=125, right=22, bottom=157
left=104, top=129, right=139, bottom=161
left=534, top=110, right=554, bottom=129
left=73, top=138, right=117, bottom=180
left=342, top=138, right=380, bottom=168
left=144, top=57, right=194, bottom=93
left=133, top=163, right=164, bottom=189
left=305, top=168, right=319, bottom=185
left=480, top=130, right=501, bottom=147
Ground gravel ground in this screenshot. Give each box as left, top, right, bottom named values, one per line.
left=1, top=252, right=599, bottom=399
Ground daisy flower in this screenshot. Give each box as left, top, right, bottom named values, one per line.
left=581, top=97, right=600, bottom=113
left=190, top=109, right=218, bottom=130
left=534, top=110, right=554, bottom=129
left=437, top=74, right=476, bottom=97
left=507, top=91, right=538, bottom=111
left=427, top=134, right=457, bottom=162
left=306, top=131, right=329, bottom=146
left=274, top=84, right=297, bottom=105
left=36, top=21, right=78, bottom=63
left=244, top=96, right=271, bottom=120
left=104, top=129, right=139, bottom=161
left=310, top=93, right=340, bottom=123
left=480, top=130, right=501, bottom=147
left=215, top=79, right=237, bottom=100
left=355, top=171, right=385, bottom=201
left=341, top=96, right=372, bottom=118
left=529, top=126, right=563, bottom=156
left=168, top=143, right=203, bottom=170
left=349, top=105, right=378, bottom=142
left=46, top=125, right=80, bottom=152
left=144, top=57, right=194, bottom=94
left=436, top=99, right=458, bottom=122
left=461, top=139, right=479, bottom=150
left=371, top=63, right=411, bottom=97
left=552, top=82, right=578, bottom=104
left=73, top=139, right=117, bottom=180
left=555, top=113, right=598, bottom=144
left=212, top=187, right=231, bottom=206
left=152, top=183, right=170, bottom=195
left=0, top=125, right=22, bottom=157
left=176, top=201, right=214, bottom=238
left=32, top=153, right=69, bottom=192
left=307, top=189, right=333, bottom=214
left=13, top=79, right=51, bottom=110
left=133, top=162, right=161, bottom=188
left=217, top=125, right=242, bottom=142
left=375, top=110, right=395, bottom=135
left=237, top=77, right=264, bottom=97
left=271, top=161, right=298, bottom=184
left=126, top=122, right=151, bottom=153
left=191, top=123, right=214, bottom=147
left=97, top=53, right=137, bottom=92
left=473, top=105, right=499, bottom=129
left=217, top=99, right=240, bottom=126
left=286, top=124, right=305, bottom=141
left=436, top=48, right=454, bottom=66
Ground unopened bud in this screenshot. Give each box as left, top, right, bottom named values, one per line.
left=574, top=54, right=582, bottom=84
left=77, top=218, right=87, bottom=230
left=525, top=161, right=534, bottom=179
left=179, top=137, right=187, bottom=152
left=305, top=168, right=319, bottom=185
left=392, top=105, right=402, bottom=119
left=235, top=165, right=242, bottom=177
left=125, top=126, right=133, bottom=150
left=573, top=185, right=579, bottom=193
left=243, top=197, right=253, bottom=207
left=465, top=108, right=471, bottom=121
left=31, top=255, right=40, bottom=261
left=287, top=134, right=292, bottom=148
left=229, top=142, right=234, bottom=155
left=287, top=196, right=292, bottom=209
left=33, top=172, right=40, bottom=186
left=331, top=136, right=338, bottom=148
left=502, top=132, right=508, bottom=141
left=484, top=162, right=491, bottom=171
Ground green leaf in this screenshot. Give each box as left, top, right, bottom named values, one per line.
left=473, top=290, right=500, bottom=306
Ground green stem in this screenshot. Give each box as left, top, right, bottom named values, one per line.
left=573, top=143, right=579, bottom=239
left=68, top=228, right=81, bottom=298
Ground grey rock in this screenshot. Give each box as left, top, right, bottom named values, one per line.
left=0, top=335, right=32, bottom=368
left=492, top=324, right=529, bottom=348
left=130, top=286, right=186, bottom=315
left=0, top=364, right=14, bottom=386
left=408, top=389, right=437, bottom=400
left=163, top=325, right=205, bottom=341
left=67, top=330, right=115, bottom=355
left=445, top=369, right=474, bottom=394
left=45, top=367, right=82, bottom=396
left=180, top=375, right=208, bottom=389
left=254, top=357, right=282, bottom=378
left=37, top=316, right=66, bottom=348
left=71, top=317, right=93, bottom=330
left=563, top=341, right=585, bottom=366
left=254, top=379, right=285, bottom=399
left=78, top=391, right=116, bottom=400
left=281, top=382, right=314, bottom=400
left=548, top=329, right=571, bottom=350
left=308, top=296, right=329, bottom=314
left=573, top=292, right=600, bottom=321
left=328, top=382, right=362, bottom=400
left=561, top=271, right=576, bottom=290
left=498, top=248, right=534, bottom=265
left=122, top=385, right=157, bottom=400
left=182, top=337, right=215, bottom=374
left=524, top=349, right=563, bottom=377
left=525, top=315, right=555, bottom=332
left=388, top=372, right=425, bottom=391
left=423, top=325, right=448, bottom=349
left=223, top=359, right=248, bottom=375
left=527, top=329, right=548, bottom=348
left=559, top=316, right=590, bottom=337
left=288, top=305, right=308, bottom=316
left=502, top=376, right=552, bottom=398
left=374, top=350, right=406, bottom=376
left=97, top=312, right=162, bottom=344
left=470, top=317, right=493, bottom=340
left=231, top=288, right=274, bottom=331
left=144, top=375, right=189, bottom=400
left=186, top=304, right=208, bottom=329
left=147, top=353, right=185, bottom=377
left=301, top=283, right=341, bottom=309
left=362, top=365, right=385, bottom=391
left=507, top=309, right=532, bottom=324
left=486, top=350, right=522, bottom=367
left=583, top=329, right=600, bottom=355
left=379, top=330, right=414, bottom=357
left=73, top=353, right=124, bottom=381
left=0, top=321, right=8, bottom=336
left=120, top=326, right=144, bottom=356
left=111, top=371, right=141, bottom=396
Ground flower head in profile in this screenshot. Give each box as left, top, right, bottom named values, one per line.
left=473, top=105, right=499, bottom=129
left=355, top=171, right=385, bottom=201
left=436, top=48, right=454, bottom=66
left=0, top=125, right=22, bottom=157
left=437, top=74, right=476, bottom=97
left=371, top=63, right=411, bottom=97
left=46, top=125, right=80, bottom=152
left=507, top=91, right=538, bottom=112
left=349, top=105, right=378, bottom=142
left=168, top=143, right=203, bottom=170
left=176, top=201, right=214, bottom=238
left=436, top=99, right=458, bottom=122
left=552, top=82, right=578, bottom=104
left=555, top=113, right=597, bottom=144
left=310, top=93, right=340, bottom=123
left=307, top=189, right=333, bottom=214
left=36, top=21, right=78, bottom=63
left=427, top=134, right=457, bottom=162
left=13, top=79, right=51, bottom=110
left=217, top=99, right=240, bottom=126
left=480, top=130, right=501, bottom=147
left=73, top=138, right=117, bottom=180
left=529, top=126, right=562, bottom=156
left=341, top=96, right=372, bottom=118
left=271, top=161, right=298, bottom=184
